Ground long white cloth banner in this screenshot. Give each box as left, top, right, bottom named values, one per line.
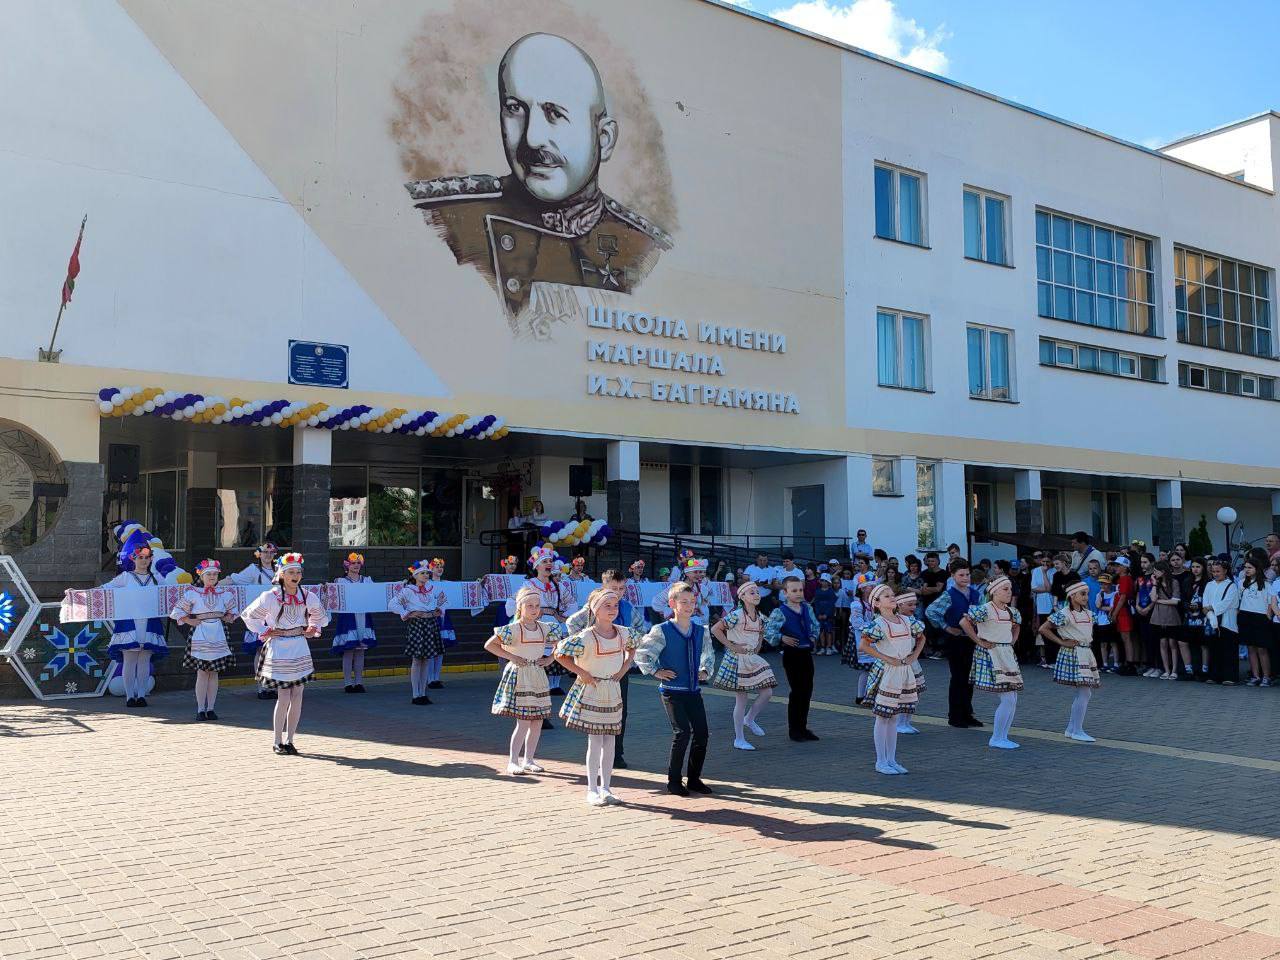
left=477, top=575, right=732, bottom=610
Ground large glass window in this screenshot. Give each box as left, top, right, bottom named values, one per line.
left=963, top=188, right=1009, bottom=265
left=1178, top=361, right=1277, bottom=401
left=1036, top=210, right=1156, bottom=336
left=216, top=466, right=264, bottom=549
left=1039, top=337, right=1160, bottom=383
left=1042, top=487, right=1062, bottom=535
left=916, top=460, right=937, bottom=550
left=1090, top=491, right=1126, bottom=544
left=967, top=325, right=1013, bottom=400
left=969, top=482, right=995, bottom=543
left=669, top=465, right=692, bottom=535
left=263, top=466, right=292, bottom=545
left=420, top=468, right=462, bottom=546
left=698, top=466, right=723, bottom=535
left=874, top=164, right=926, bottom=246
left=147, top=471, right=178, bottom=550
left=329, top=466, right=368, bottom=547
left=1175, top=246, right=1273, bottom=358
left=369, top=466, right=419, bottom=546
left=877, top=309, right=929, bottom=390
left=872, top=456, right=899, bottom=496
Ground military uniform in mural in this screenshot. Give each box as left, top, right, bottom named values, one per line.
left=406, top=174, right=673, bottom=321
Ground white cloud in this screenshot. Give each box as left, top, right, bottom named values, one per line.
left=764, top=0, right=950, bottom=74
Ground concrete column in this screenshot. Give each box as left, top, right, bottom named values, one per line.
left=938, top=461, right=968, bottom=555
left=1014, top=469, right=1043, bottom=534
left=606, top=440, right=640, bottom=531
left=1155, top=480, right=1184, bottom=551
left=1271, top=491, right=1280, bottom=538
left=291, top=428, right=331, bottom=573
left=184, top=450, right=217, bottom=565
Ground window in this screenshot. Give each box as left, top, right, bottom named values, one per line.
left=1091, top=491, right=1126, bottom=545
left=669, top=464, right=692, bottom=536
left=1039, top=337, right=1161, bottom=382
left=1178, top=361, right=1277, bottom=401
left=916, top=460, right=937, bottom=550
left=1036, top=210, right=1156, bottom=335
left=1042, top=487, right=1063, bottom=535
left=874, top=163, right=926, bottom=245
left=217, top=466, right=265, bottom=549
left=1175, top=246, right=1273, bottom=358
left=968, top=482, right=995, bottom=543
left=967, top=325, right=1014, bottom=400
left=329, top=466, right=368, bottom=547
left=872, top=456, right=900, bottom=496
left=263, top=466, right=292, bottom=545
left=963, top=188, right=1009, bottom=265
left=698, top=467, right=724, bottom=535
left=877, top=309, right=929, bottom=390
left=420, top=469, right=462, bottom=546
left=369, top=466, right=419, bottom=546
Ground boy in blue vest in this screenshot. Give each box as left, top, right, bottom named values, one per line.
left=635, top=581, right=718, bottom=796
left=925, top=559, right=983, bottom=728
left=765, top=576, right=822, bottom=741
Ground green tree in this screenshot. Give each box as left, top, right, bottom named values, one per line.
left=1188, top=514, right=1213, bottom=558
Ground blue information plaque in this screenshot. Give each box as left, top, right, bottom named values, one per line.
left=288, top=340, right=349, bottom=389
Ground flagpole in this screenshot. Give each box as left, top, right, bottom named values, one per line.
left=40, top=214, right=86, bottom=363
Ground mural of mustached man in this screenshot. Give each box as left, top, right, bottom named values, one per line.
left=405, top=33, right=673, bottom=336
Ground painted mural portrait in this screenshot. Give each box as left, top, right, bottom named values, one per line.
left=392, top=4, right=676, bottom=339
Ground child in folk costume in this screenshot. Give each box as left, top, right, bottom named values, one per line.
left=651, top=557, right=714, bottom=625
left=331, top=552, right=377, bottom=694
left=555, top=589, right=641, bottom=805
left=230, top=541, right=280, bottom=700
left=428, top=558, right=454, bottom=689
left=709, top=581, right=777, bottom=751
left=1038, top=580, right=1101, bottom=742
left=389, top=560, right=446, bottom=705
left=859, top=586, right=926, bottom=774
left=565, top=570, right=640, bottom=769
left=960, top=575, right=1025, bottom=750
left=766, top=577, right=822, bottom=742
left=889, top=593, right=928, bottom=736
left=635, top=581, right=718, bottom=797
left=105, top=543, right=175, bottom=708
left=844, top=583, right=878, bottom=702
left=567, top=556, right=590, bottom=582
left=518, top=547, right=575, bottom=705
left=485, top=586, right=563, bottom=774
left=490, top=556, right=520, bottom=630
left=240, top=553, right=328, bottom=755
left=171, top=559, right=238, bottom=721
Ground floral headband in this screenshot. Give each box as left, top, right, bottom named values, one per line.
left=408, top=559, right=432, bottom=577
left=344, top=552, right=365, bottom=568
left=195, top=558, right=221, bottom=575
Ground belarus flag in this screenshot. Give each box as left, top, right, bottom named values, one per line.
left=62, top=216, right=85, bottom=306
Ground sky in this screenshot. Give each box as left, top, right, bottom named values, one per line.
left=729, top=0, right=1280, bottom=148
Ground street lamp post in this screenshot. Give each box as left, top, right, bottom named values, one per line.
left=1216, top=506, right=1238, bottom=565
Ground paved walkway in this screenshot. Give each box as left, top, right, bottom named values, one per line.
left=1, top=655, right=1277, bottom=960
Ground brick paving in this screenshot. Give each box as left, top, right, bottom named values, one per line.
left=1, top=654, right=1277, bottom=960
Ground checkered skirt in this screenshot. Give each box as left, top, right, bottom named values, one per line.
left=182, top=652, right=237, bottom=673
left=712, top=651, right=777, bottom=692
left=864, top=660, right=925, bottom=716
left=559, top=676, right=624, bottom=734
left=1053, top=645, right=1101, bottom=688
left=491, top=661, right=552, bottom=719
left=970, top=643, right=1024, bottom=693
left=404, top=617, right=444, bottom=660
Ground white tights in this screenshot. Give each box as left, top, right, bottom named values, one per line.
left=410, top=658, right=429, bottom=697
left=193, top=669, right=219, bottom=711
left=342, top=649, right=365, bottom=686
left=272, top=685, right=304, bottom=745
left=732, top=690, right=773, bottom=741
left=873, top=715, right=900, bottom=767
left=508, top=718, right=543, bottom=766
left=1067, top=688, right=1092, bottom=736
left=991, top=692, right=1018, bottom=745
left=585, top=733, right=617, bottom=795
left=120, top=649, right=152, bottom=700
left=427, top=655, right=443, bottom=683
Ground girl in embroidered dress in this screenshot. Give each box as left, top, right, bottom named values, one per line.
left=171, top=559, right=237, bottom=721
left=888, top=593, right=928, bottom=736
left=491, top=555, right=520, bottom=630
left=230, top=542, right=279, bottom=700
left=555, top=589, right=640, bottom=805
left=1039, top=580, right=1101, bottom=742
left=241, top=553, right=328, bottom=755
left=486, top=585, right=563, bottom=775
left=859, top=585, right=925, bottom=774
left=961, top=575, right=1025, bottom=750
left=331, top=552, right=377, bottom=694
left=428, top=558, right=455, bottom=689
left=389, top=560, right=446, bottom=705
left=520, top=547, right=574, bottom=705
left=710, top=581, right=777, bottom=751
left=844, top=582, right=877, bottom=703
left=105, top=543, right=174, bottom=708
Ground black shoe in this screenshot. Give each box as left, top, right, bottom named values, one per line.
left=948, top=720, right=970, bottom=728
left=788, top=733, right=807, bottom=742
left=136, top=697, right=148, bottom=707
left=686, top=779, right=713, bottom=795
left=126, top=698, right=139, bottom=708
left=258, top=690, right=278, bottom=701
left=353, top=684, right=366, bottom=693
left=417, top=695, right=432, bottom=705
left=205, top=710, right=218, bottom=721
left=965, top=718, right=984, bottom=728
left=273, top=744, right=289, bottom=755
left=542, top=718, right=554, bottom=730
left=345, top=685, right=356, bottom=694
left=196, top=711, right=207, bottom=721
left=411, top=695, right=428, bottom=705
left=667, top=780, right=690, bottom=797
left=802, top=730, right=820, bottom=741
left=614, top=757, right=628, bottom=770
left=283, top=743, right=299, bottom=755
left=1176, top=671, right=1193, bottom=681
left=428, top=680, right=443, bottom=689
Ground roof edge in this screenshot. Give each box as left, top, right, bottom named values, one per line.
left=1159, top=111, right=1280, bottom=151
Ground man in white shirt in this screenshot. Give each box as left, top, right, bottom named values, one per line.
left=1069, top=532, right=1106, bottom=577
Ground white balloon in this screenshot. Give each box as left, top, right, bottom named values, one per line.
left=111, top=394, right=125, bottom=406
left=107, top=675, right=126, bottom=696
left=194, top=400, right=207, bottom=413
left=99, top=400, right=114, bottom=413
left=132, top=406, right=145, bottom=416
left=143, top=400, right=155, bottom=412
left=183, top=405, right=195, bottom=416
